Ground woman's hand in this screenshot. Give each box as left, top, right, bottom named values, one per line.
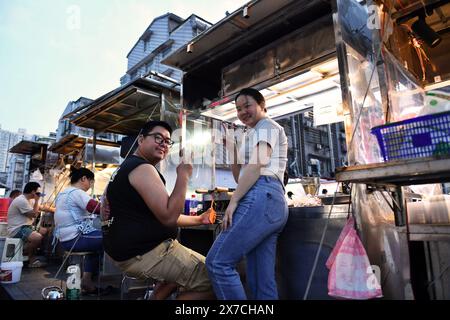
left=222, top=200, right=238, bottom=231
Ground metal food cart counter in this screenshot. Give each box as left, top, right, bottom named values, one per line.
left=277, top=204, right=349, bottom=299
left=180, top=201, right=351, bottom=299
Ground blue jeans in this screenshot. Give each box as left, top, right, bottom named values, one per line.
left=61, top=230, right=103, bottom=274
left=12, top=225, right=33, bottom=241
left=206, top=176, right=288, bottom=300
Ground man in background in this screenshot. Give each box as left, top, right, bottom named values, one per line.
left=7, top=189, right=21, bottom=208
left=7, top=182, right=54, bottom=267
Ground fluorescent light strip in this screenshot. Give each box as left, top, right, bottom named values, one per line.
left=200, top=58, right=340, bottom=122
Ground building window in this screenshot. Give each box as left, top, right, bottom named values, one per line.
left=143, top=33, right=152, bottom=53
left=193, top=25, right=206, bottom=37
left=162, top=68, right=174, bottom=77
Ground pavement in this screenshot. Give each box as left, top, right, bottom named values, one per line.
left=0, top=256, right=150, bottom=300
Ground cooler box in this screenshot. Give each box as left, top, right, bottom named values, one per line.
left=0, top=198, right=8, bottom=222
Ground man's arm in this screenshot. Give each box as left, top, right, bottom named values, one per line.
left=39, top=204, right=55, bottom=213
left=177, top=210, right=214, bottom=227
left=129, top=163, right=191, bottom=227
left=23, top=198, right=41, bottom=219
left=231, top=163, right=241, bottom=184
left=177, top=214, right=203, bottom=227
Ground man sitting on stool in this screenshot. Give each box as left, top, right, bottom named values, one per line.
left=7, top=182, right=54, bottom=267
left=103, top=120, right=215, bottom=300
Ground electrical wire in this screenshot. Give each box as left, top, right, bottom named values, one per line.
left=303, top=182, right=341, bottom=300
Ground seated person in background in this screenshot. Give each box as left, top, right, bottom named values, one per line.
left=102, top=120, right=215, bottom=300
left=7, top=182, right=54, bottom=268
left=8, top=189, right=22, bottom=208
left=54, top=166, right=109, bottom=295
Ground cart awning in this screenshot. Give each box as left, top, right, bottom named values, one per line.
left=48, top=134, right=120, bottom=155
left=162, top=0, right=330, bottom=72
left=9, top=140, right=48, bottom=156
left=69, top=77, right=179, bottom=135
left=161, top=0, right=335, bottom=113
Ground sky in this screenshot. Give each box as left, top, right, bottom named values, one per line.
left=0, top=0, right=246, bottom=136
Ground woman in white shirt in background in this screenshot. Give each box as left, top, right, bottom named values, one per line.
left=54, top=166, right=106, bottom=295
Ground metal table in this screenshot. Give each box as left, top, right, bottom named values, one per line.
left=336, top=155, right=450, bottom=229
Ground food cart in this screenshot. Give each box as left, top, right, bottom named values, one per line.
left=333, top=0, right=450, bottom=300
left=162, top=0, right=450, bottom=299
left=48, top=134, right=121, bottom=199
left=162, top=0, right=353, bottom=299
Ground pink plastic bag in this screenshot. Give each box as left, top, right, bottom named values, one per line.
left=328, top=228, right=383, bottom=299
left=326, top=216, right=355, bottom=270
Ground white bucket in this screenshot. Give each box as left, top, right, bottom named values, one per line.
left=0, top=261, right=23, bottom=284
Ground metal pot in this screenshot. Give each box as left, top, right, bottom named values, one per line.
left=42, top=286, right=64, bottom=300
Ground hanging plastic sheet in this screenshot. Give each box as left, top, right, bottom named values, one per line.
left=345, top=45, right=385, bottom=164
left=383, top=49, right=425, bottom=121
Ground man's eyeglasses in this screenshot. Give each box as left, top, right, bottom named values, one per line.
left=144, top=133, right=175, bottom=148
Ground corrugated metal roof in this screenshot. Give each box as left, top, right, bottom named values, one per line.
left=161, top=0, right=329, bottom=72
left=69, top=77, right=180, bottom=135
left=48, top=134, right=120, bottom=155
left=9, top=140, right=48, bottom=155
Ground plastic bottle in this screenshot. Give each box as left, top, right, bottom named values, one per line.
left=197, top=200, right=203, bottom=213
left=189, top=195, right=198, bottom=216
left=66, top=264, right=81, bottom=300
left=184, top=198, right=191, bottom=215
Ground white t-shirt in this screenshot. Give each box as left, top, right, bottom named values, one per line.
left=238, top=117, right=288, bottom=183
left=54, top=187, right=92, bottom=242
left=7, top=195, right=35, bottom=237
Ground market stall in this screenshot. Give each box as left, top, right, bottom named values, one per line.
left=46, top=134, right=121, bottom=205
left=333, top=0, right=450, bottom=300
left=162, top=0, right=450, bottom=299
left=162, top=0, right=353, bottom=299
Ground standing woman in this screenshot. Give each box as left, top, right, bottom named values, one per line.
left=54, top=166, right=104, bottom=295
left=206, top=88, right=288, bottom=299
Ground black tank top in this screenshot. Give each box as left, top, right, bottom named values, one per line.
left=103, top=155, right=177, bottom=261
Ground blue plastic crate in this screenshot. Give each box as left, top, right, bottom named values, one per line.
left=371, top=110, right=450, bottom=161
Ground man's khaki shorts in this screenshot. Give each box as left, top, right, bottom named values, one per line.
left=115, top=239, right=211, bottom=293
